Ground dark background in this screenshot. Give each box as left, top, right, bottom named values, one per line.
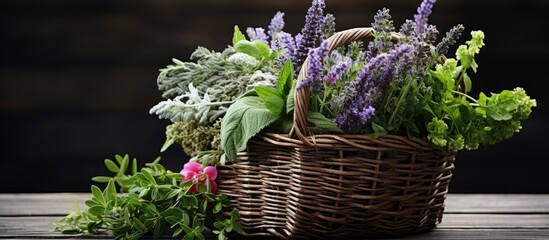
left=1, top=0, right=547, bottom=193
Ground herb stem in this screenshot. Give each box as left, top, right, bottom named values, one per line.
left=451, top=90, right=477, bottom=103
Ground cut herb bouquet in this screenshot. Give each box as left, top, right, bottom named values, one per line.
left=53, top=0, right=536, bottom=239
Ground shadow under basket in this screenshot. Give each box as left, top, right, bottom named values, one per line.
left=217, top=133, right=456, bottom=239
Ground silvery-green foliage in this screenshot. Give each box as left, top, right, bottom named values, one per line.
left=150, top=83, right=230, bottom=124
left=152, top=46, right=280, bottom=124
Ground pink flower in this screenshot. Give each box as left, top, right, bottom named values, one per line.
left=180, top=162, right=218, bottom=193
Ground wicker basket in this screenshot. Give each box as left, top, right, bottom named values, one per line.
left=217, top=27, right=456, bottom=239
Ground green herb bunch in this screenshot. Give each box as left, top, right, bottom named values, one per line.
left=219, top=0, right=537, bottom=162
left=150, top=28, right=286, bottom=163
left=52, top=155, right=241, bottom=240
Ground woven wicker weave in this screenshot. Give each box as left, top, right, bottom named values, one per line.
left=217, top=27, right=456, bottom=239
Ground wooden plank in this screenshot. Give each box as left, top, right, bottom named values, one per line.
left=0, top=216, right=210, bottom=239
left=398, top=229, right=549, bottom=240
left=1, top=216, right=548, bottom=239
left=0, top=193, right=89, bottom=216
left=439, top=214, right=549, bottom=229
left=2, top=193, right=549, bottom=216
left=444, top=194, right=549, bottom=213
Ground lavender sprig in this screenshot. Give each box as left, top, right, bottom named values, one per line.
left=372, top=8, right=394, bottom=33
left=298, top=40, right=329, bottom=90
left=336, top=45, right=413, bottom=132
left=277, top=31, right=297, bottom=65
left=246, top=27, right=269, bottom=43
left=334, top=94, right=376, bottom=133
left=322, top=13, right=336, bottom=38
left=436, top=24, right=465, bottom=55
left=324, top=56, right=351, bottom=85
left=399, top=19, right=417, bottom=44
left=413, top=0, right=437, bottom=40
left=366, top=8, right=395, bottom=61
left=293, top=0, right=326, bottom=72
left=268, top=11, right=285, bottom=47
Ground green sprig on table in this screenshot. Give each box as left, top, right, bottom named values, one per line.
left=52, top=154, right=241, bottom=240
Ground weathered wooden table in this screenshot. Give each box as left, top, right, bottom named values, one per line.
left=1, top=193, right=548, bottom=239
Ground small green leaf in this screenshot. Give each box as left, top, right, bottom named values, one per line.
left=463, top=72, right=472, bottom=93
left=286, top=80, right=296, bottom=114
left=200, top=199, right=208, bottom=214
left=151, top=187, right=159, bottom=200
left=183, top=232, right=195, bottom=240
left=232, top=221, right=243, bottom=233
left=218, top=232, right=227, bottom=240
left=132, top=158, right=138, bottom=175
left=153, top=220, right=164, bottom=240
left=230, top=208, right=239, bottom=220
left=134, top=218, right=147, bottom=232
left=91, top=185, right=104, bottom=203
left=277, top=60, right=294, bottom=95
left=181, top=224, right=193, bottom=234
left=188, top=195, right=198, bottom=207
left=253, top=40, right=272, bottom=59
left=118, top=155, right=129, bottom=176
left=194, top=227, right=206, bottom=240
left=182, top=212, right=190, bottom=226
left=192, top=216, right=200, bottom=229
left=307, top=111, right=344, bottom=134
left=88, top=205, right=105, bottom=217
left=104, top=159, right=119, bottom=173
left=84, top=199, right=100, bottom=207
left=104, top=179, right=117, bottom=202
left=234, top=40, right=262, bottom=59
left=114, top=155, right=124, bottom=164
left=213, top=202, right=222, bottom=214
left=232, top=25, right=246, bottom=45
left=160, top=138, right=175, bottom=153
left=372, top=122, right=388, bottom=138
left=142, top=169, right=157, bottom=185
left=173, top=227, right=184, bottom=237
left=91, top=176, right=112, bottom=183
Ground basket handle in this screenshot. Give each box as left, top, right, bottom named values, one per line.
left=292, top=27, right=401, bottom=145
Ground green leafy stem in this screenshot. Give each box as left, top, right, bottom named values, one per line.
left=52, top=154, right=242, bottom=240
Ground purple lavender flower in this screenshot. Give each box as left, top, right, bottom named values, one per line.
left=366, top=8, right=395, bottom=62
left=298, top=39, right=329, bottom=91
left=398, top=19, right=417, bottom=45
left=334, top=94, right=376, bottom=133
left=353, top=52, right=386, bottom=93
left=321, top=13, right=336, bottom=38
left=379, top=45, right=413, bottom=84
left=413, top=0, right=436, bottom=40
left=426, top=24, right=439, bottom=44
left=436, top=24, right=465, bottom=55
left=372, top=8, right=394, bottom=33
left=277, top=31, right=296, bottom=65
left=323, top=57, right=351, bottom=85
left=335, top=45, right=413, bottom=132
left=293, top=0, right=326, bottom=73
left=268, top=11, right=285, bottom=45
left=246, top=27, right=269, bottom=43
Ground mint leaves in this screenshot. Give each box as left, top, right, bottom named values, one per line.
left=220, top=96, right=279, bottom=162
left=220, top=60, right=294, bottom=162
